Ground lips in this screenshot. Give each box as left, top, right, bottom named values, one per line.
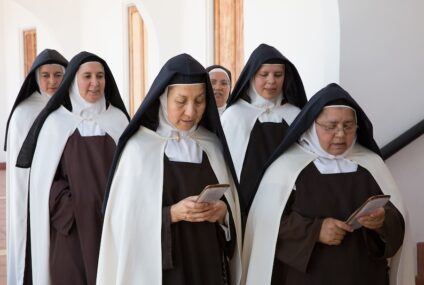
left=332, top=143, right=347, bottom=149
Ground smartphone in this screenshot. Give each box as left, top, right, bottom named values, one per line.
left=197, top=183, right=230, bottom=203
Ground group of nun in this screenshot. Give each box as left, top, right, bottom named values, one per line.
left=5, top=43, right=413, bottom=285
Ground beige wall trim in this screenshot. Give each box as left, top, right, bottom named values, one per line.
left=213, top=0, right=244, bottom=81
left=128, top=5, right=148, bottom=117
left=23, top=29, right=37, bottom=76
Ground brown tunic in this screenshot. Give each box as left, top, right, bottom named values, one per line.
left=161, top=153, right=235, bottom=285
left=49, top=130, right=116, bottom=285
left=239, top=119, right=288, bottom=217
left=271, top=163, right=405, bottom=285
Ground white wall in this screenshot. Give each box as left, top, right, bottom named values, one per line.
left=244, top=0, right=340, bottom=98
left=339, top=0, right=424, bottom=275
left=1, top=0, right=83, bottom=162
left=339, top=0, right=424, bottom=147
left=386, top=137, right=424, bottom=245
left=0, top=0, right=213, bottom=162
left=0, top=0, right=5, bottom=162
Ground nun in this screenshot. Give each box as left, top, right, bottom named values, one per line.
left=242, top=83, right=412, bottom=285
left=4, top=48, right=67, bottom=285
left=16, top=51, right=130, bottom=285
left=221, top=43, right=307, bottom=221
left=97, top=54, right=242, bottom=285
left=206, top=64, right=232, bottom=115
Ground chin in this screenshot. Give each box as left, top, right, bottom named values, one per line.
left=261, top=93, right=279, bottom=100
left=330, top=149, right=347, bottom=155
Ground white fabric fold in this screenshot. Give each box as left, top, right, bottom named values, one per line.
left=218, top=104, right=226, bottom=116
left=247, top=81, right=285, bottom=123
left=221, top=99, right=301, bottom=180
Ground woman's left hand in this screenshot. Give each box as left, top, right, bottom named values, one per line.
left=187, top=200, right=227, bottom=224
left=357, top=207, right=385, bottom=230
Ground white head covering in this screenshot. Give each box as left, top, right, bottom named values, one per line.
left=247, top=80, right=286, bottom=123
left=208, top=67, right=231, bottom=81
left=299, top=105, right=358, bottom=174
left=35, top=64, right=66, bottom=99
left=156, top=86, right=203, bottom=163
left=69, top=75, right=107, bottom=136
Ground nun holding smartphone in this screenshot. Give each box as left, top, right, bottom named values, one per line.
left=98, top=54, right=242, bottom=285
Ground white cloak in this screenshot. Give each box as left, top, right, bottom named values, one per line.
left=221, top=99, right=300, bottom=180
left=28, top=105, right=128, bottom=285
left=6, top=92, right=49, bottom=285
left=241, top=143, right=414, bottom=285
left=97, top=126, right=242, bottom=285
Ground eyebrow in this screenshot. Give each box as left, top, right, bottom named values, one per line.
left=176, top=92, right=205, bottom=98
left=81, top=71, right=105, bottom=75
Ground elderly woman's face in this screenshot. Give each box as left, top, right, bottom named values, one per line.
left=167, top=84, right=206, bottom=131
left=209, top=71, right=230, bottom=108
left=253, top=64, right=285, bottom=100
left=38, top=64, right=64, bottom=96
left=77, top=62, right=105, bottom=103
left=315, top=107, right=357, bottom=155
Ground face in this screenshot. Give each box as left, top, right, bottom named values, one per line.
left=209, top=71, right=230, bottom=108
left=253, top=64, right=285, bottom=100
left=76, top=61, right=105, bottom=103
left=167, top=84, right=206, bottom=131
left=38, top=64, right=64, bottom=96
left=315, top=107, right=357, bottom=155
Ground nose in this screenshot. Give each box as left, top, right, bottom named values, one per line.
left=91, top=78, right=100, bottom=87
left=267, top=74, right=276, bottom=84
left=48, top=76, right=56, bottom=85
left=185, top=102, right=196, bottom=118
left=334, top=128, right=346, bottom=137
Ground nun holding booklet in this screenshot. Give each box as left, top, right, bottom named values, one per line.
left=241, top=83, right=413, bottom=285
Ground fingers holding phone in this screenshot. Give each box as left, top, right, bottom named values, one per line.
left=170, top=196, right=209, bottom=223
left=189, top=200, right=227, bottom=224
left=170, top=189, right=228, bottom=224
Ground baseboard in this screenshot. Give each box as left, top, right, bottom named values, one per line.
left=0, top=162, right=5, bottom=170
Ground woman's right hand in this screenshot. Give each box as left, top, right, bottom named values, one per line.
left=319, top=218, right=353, bottom=246
left=170, top=196, right=210, bottom=223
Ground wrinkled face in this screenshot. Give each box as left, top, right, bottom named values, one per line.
left=253, top=64, right=285, bottom=100
left=38, top=64, right=65, bottom=96
left=209, top=71, right=230, bottom=108
left=76, top=61, right=105, bottom=103
left=167, top=84, right=206, bottom=131
left=315, top=107, right=357, bottom=155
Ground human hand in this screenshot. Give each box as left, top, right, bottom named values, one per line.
left=170, top=196, right=210, bottom=223
left=192, top=200, right=227, bottom=224
left=170, top=197, right=227, bottom=224
left=357, top=207, right=385, bottom=230
left=319, top=218, right=353, bottom=246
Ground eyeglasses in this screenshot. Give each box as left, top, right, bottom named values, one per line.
left=315, top=121, right=358, bottom=135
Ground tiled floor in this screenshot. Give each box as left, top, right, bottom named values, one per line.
left=0, top=170, right=6, bottom=285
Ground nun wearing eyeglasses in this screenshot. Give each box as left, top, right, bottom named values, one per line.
left=97, top=54, right=242, bottom=285
left=241, top=83, right=412, bottom=285
left=16, top=51, right=130, bottom=285
left=221, top=44, right=307, bottom=223
left=4, top=48, right=68, bottom=285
